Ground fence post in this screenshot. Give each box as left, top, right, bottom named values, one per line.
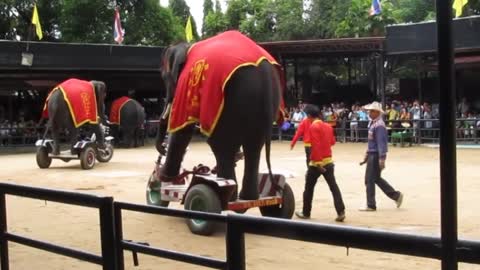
left=99, top=197, right=117, bottom=270
left=226, top=217, right=245, bottom=270
left=0, top=193, right=9, bottom=270
left=114, top=204, right=125, bottom=270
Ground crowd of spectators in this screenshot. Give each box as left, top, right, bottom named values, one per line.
left=282, top=98, right=480, bottom=142
left=0, top=116, right=39, bottom=146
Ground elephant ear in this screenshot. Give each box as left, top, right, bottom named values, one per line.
left=170, top=43, right=189, bottom=85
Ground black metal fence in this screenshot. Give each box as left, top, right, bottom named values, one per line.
left=0, top=182, right=117, bottom=270
left=1, top=182, right=480, bottom=269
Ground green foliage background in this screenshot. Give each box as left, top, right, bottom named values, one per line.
left=0, top=0, right=478, bottom=44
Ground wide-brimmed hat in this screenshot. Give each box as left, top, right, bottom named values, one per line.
left=364, top=101, right=384, bottom=113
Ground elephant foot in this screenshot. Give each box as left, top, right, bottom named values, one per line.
left=239, top=189, right=259, bottom=201
left=52, top=146, right=60, bottom=156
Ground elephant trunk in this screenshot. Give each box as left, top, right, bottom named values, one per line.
left=156, top=103, right=171, bottom=154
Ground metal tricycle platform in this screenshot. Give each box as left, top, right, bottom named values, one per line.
left=35, top=131, right=114, bottom=170
left=146, top=156, right=295, bottom=235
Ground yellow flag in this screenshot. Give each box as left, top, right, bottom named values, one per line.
left=185, top=16, right=193, bottom=42
left=453, top=0, right=468, bottom=18
left=31, top=4, right=43, bottom=40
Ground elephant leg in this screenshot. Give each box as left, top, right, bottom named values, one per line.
left=51, top=123, right=61, bottom=155
left=208, top=138, right=240, bottom=200
left=93, top=124, right=106, bottom=149
left=133, top=128, right=139, bottom=148
left=160, top=124, right=195, bottom=178
left=239, top=137, right=264, bottom=200
left=126, top=129, right=135, bottom=148
left=68, top=128, right=79, bottom=154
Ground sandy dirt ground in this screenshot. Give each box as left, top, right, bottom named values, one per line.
left=1, top=141, right=479, bottom=270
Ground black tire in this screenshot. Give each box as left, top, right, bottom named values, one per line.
left=80, top=146, right=96, bottom=170
left=36, top=147, right=52, bottom=169
left=146, top=174, right=170, bottom=207
left=259, top=183, right=295, bottom=219
left=184, top=184, right=222, bottom=236
left=96, top=144, right=114, bottom=163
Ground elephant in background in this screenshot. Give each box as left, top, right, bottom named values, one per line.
left=109, top=97, right=146, bottom=148
left=155, top=31, right=283, bottom=200
left=42, top=79, right=107, bottom=155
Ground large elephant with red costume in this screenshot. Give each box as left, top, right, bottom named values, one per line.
left=41, top=78, right=107, bottom=155
left=154, top=31, right=284, bottom=200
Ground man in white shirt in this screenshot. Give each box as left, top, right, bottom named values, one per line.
left=291, top=108, right=306, bottom=129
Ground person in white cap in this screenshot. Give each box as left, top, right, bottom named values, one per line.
left=359, top=101, right=403, bottom=211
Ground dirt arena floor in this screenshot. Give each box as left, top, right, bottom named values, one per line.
left=1, top=141, right=479, bottom=270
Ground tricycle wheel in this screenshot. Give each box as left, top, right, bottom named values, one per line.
left=259, top=183, right=295, bottom=219
left=146, top=174, right=170, bottom=207
left=96, top=144, right=114, bottom=163
left=36, top=147, right=52, bottom=169
left=184, top=184, right=221, bottom=236
left=80, top=146, right=96, bottom=170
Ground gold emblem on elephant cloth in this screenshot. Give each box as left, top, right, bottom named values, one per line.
left=80, top=91, right=92, bottom=117
left=188, top=59, right=209, bottom=87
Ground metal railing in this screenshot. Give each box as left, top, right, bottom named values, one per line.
left=114, top=202, right=228, bottom=270
left=0, top=182, right=117, bottom=270
left=1, top=182, right=480, bottom=269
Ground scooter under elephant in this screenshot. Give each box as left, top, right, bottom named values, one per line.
left=146, top=144, right=295, bottom=236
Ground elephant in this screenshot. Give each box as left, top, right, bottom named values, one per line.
left=109, top=97, right=146, bottom=148
left=42, top=78, right=107, bottom=155
left=155, top=30, right=284, bottom=200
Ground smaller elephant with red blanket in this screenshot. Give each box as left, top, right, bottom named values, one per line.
left=41, top=78, right=107, bottom=155
left=109, top=97, right=146, bottom=148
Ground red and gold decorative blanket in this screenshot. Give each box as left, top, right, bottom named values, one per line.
left=109, top=96, right=131, bottom=125
left=168, top=30, right=285, bottom=136
left=42, top=78, right=98, bottom=128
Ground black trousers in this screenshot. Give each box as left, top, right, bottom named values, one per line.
left=365, top=153, right=400, bottom=209
left=304, top=146, right=311, bottom=168
left=303, top=164, right=345, bottom=216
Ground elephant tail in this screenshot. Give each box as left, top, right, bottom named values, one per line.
left=264, top=66, right=280, bottom=189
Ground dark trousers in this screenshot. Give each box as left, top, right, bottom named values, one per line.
left=365, top=153, right=400, bottom=209
left=303, top=164, right=345, bottom=216
left=304, top=146, right=311, bottom=168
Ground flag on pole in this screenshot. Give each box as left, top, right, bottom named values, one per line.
left=453, top=0, right=468, bottom=18
left=113, top=7, right=125, bottom=44
left=31, top=4, right=43, bottom=40
left=185, top=16, right=193, bottom=42
left=369, top=0, right=381, bottom=16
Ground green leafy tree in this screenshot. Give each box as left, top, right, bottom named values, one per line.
left=202, top=0, right=214, bottom=36
left=239, top=0, right=276, bottom=41
left=0, top=0, right=61, bottom=41
left=60, top=0, right=111, bottom=43
left=169, top=0, right=199, bottom=40
left=116, top=0, right=183, bottom=45
left=203, top=0, right=227, bottom=38
left=225, top=0, right=249, bottom=30
left=0, top=0, right=19, bottom=40
left=273, top=0, right=306, bottom=40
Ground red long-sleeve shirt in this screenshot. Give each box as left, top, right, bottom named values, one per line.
left=290, top=118, right=313, bottom=147
left=309, top=120, right=336, bottom=167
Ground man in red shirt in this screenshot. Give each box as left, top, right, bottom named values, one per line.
left=290, top=105, right=316, bottom=167
left=295, top=105, right=346, bottom=222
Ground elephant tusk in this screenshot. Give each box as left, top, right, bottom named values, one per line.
left=161, top=103, right=171, bottom=120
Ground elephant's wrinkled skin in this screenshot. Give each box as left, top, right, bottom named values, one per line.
left=156, top=42, right=281, bottom=201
